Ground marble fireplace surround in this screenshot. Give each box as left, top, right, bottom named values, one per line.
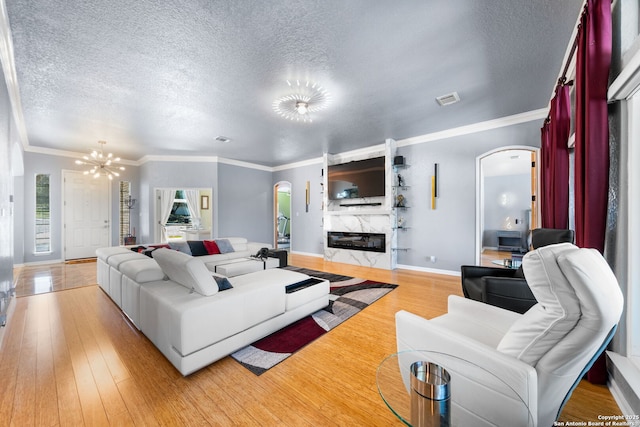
left=322, top=139, right=399, bottom=270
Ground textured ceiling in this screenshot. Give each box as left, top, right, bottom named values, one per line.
left=7, top=0, right=583, bottom=166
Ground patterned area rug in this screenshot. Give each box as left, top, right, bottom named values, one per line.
left=230, top=267, right=398, bottom=375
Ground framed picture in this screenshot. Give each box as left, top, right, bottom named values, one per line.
left=200, top=195, right=209, bottom=210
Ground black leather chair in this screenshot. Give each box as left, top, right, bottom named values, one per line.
left=461, top=228, right=575, bottom=314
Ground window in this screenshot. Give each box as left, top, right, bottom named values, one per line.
left=35, top=174, right=50, bottom=253
left=167, top=190, right=192, bottom=225
left=119, top=181, right=132, bottom=245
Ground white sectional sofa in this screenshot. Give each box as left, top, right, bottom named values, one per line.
left=95, top=243, right=330, bottom=376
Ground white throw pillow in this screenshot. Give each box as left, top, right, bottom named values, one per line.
left=497, top=243, right=581, bottom=365
left=152, top=248, right=219, bottom=296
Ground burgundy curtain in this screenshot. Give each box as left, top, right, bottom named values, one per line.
left=574, top=0, right=612, bottom=253
left=540, top=84, right=571, bottom=229
left=574, top=0, right=612, bottom=385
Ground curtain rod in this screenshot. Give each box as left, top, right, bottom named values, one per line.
left=559, top=36, right=579, bottom=84
left=558, top=0, right=615, bottom=84
left=558, top=3, right=587, bottom=85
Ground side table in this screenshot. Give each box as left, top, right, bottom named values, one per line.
left=267, top=249, right=288, bottom=267
left=377, top=350, right=533, bottom=426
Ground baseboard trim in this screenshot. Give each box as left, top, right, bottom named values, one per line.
left=607, top=351, right=640, bottom=415
left=290, top=250, right=323, bottom=258
left=396, top=263, right=460, bottom=277
left=14, top=258, right=65, bottom=268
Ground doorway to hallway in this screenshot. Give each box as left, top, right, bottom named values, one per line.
left=274, top=182, right=291, bottom=250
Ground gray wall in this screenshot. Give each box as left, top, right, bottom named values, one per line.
left=14, top=156, right=276, bottom=263
left=0, top=62, right=18, bottom=322
left=273, top=161, right=324, bottom=255
left=393, top=121, right=540, bottom=272
left=19, top=151, right=140, bottom=264
left=137, top=160, right=272, bottom=245
left=13, top=118, right=540, bottom=273
left=217, top=163, right=273, bottom=244
left=270, top=122, right=540, bottom=271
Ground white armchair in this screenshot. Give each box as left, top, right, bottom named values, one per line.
left=396, top=243, right=623, bottom=427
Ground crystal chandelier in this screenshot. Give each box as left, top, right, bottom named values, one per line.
left=75, top=140, right=125, bottom=180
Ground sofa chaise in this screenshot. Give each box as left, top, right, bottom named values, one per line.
left=95, top=243, right=330, bottom=375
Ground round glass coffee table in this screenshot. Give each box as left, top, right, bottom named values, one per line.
left=376, top=350, right=533, bottom=426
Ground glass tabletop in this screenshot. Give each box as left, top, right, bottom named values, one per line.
left=376, top=350, right=533, bottom=427
left=491, top=259, right=522, bottom=268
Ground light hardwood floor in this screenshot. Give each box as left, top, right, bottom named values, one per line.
left=1, top=254, right=621, bottom=425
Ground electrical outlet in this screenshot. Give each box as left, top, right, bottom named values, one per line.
left=429, top=255, right=437, bottom=263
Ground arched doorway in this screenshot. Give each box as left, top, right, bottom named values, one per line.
left=274, top=181, right=291, bottom=250
left=475, top=147, right=539, bottom=265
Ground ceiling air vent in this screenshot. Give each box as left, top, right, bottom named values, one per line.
left=435, top=92, right=460, bottom=106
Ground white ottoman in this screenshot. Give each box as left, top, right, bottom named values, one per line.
left=215, top=257, right=281, bottom=277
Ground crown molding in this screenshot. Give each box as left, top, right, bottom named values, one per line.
left=24, top=145, right=138, bottom=165
left=137, top=154, right=219, bottom=165
left=396, top=108, right=547, bottom=147
left=330, top=143, right=386, bottom=160
left=138, top=154, right=274, bottom=172
left=0, top=0, right=29, bottom=148
left=272, top=156, right=322, bottom=172
left=216, top=156, right=273, bottom=172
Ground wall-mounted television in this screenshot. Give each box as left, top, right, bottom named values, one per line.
left=327, top=156, right=385, bottom=200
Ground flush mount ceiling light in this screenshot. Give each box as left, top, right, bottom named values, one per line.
left=272, top=80, right=331, bottom=123
left=435, top=91, right=461, bottom=106
left=74, top=140, right=125, bottom=180
left=215, top=136, right=231, bottom=143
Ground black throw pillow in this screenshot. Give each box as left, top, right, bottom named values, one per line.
left=213, top=276, right=233, bottom=291
left=187, top=240, right=208, bottom=257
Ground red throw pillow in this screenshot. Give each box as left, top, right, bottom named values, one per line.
left=203, top=240, right=221, bottom=255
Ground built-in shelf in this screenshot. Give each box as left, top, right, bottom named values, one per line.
left=325, top=209, right=392, bottom=216
left=392, top=247, right=410, bottom=251
left=393, top=164, right=410, bottom=170
left=339, top=202, right=383, bottom=207
left=392, top=227, right=410, bottom=231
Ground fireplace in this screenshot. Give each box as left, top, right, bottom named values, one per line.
left=327, top=232, right=386, bottom=253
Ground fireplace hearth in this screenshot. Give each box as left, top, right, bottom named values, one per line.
left=327, top=232, right=386, bottom=253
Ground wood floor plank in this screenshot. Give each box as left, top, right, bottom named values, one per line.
left=10, top=301, right=37, bottom=426
left=116, top=378, right=162, bottom=426
left=68, top=290, right=130, bottom=421
left=59, top=290, right=111, bottom=426
left=36, top=317, right=60, bottom=426
left=50, top=291, right=86, bottom=427
left=0, top=298, right=27, bottom=421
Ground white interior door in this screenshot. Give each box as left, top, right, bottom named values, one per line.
left=63, top=170, right=110, bottom=259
